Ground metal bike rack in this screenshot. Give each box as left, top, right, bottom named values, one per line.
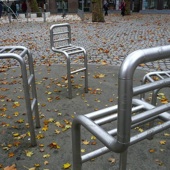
left=141, top=71, right=170, bottom=105
left=50, top=23, right=88, bottom=99
left=72, top=45, right=170, bottom=170
left=0, top=46, right=40, bottom=146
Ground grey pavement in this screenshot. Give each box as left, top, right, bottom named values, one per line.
left=0, top=13, right=170, bottom=170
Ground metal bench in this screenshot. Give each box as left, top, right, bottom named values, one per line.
left=0, top=46, right=40, bottom=146
left=72, top=45, right=170, bottom=170
left=50, top=23, right=88, bottom=99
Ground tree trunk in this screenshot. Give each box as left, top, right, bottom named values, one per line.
left=125, top=0, right=131, bottom=15
left=92, top=0, right=105, bottom=22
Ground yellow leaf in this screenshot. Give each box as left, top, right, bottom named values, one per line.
left=138, top=128, right=144, bottom=133
left=39, top=144, right=44, bottom=147
left=43, top=154, right=50, bottom=158
left=48, top=118, right=55, bottom=122
left=159, top=140, right=166, bottom=145
left=34, top=164, right=40, bottom=167
left=63, top=163, right=71, bottom=169
left=25, top=150, right=34, bottom=157
left=48, top=142, right=60, bottom=149
left=0, top=107, right=7, bottom=111
left=81, top=149, right=85, bottom=153
left=82, top=140, right=90, bottom=145
left=93, top=74, right=105, bottom=78
left=54, top=129, right=61, bottom=134
left=16, top=118, right=24, bottom=123
left=91, top=136, right=96, bottom=140
left=13, top=133, right=20, bottom=137
left=164, top=133, right=170, bottom=137
left=13, top=112, right=19, bottom=116
left=3, top=147, right=10, bottom=150
left=13, top=101, right=20, bottom=108
left=36, top=134, right=44, bottom=139
left=42, top=125, right=48, bottom=131
left=55, top=121, right=61, bottom=127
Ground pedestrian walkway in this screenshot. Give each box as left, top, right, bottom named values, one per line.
left=0, top=13, right=170, bottom=170
left=0, top=13, right=170, bottom=71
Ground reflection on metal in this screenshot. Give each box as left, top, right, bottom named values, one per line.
left=0, top=46, right=40, bottom=146
left=72, top=45, right=170, bottom=170
left=50, top=23, right=88, bottom=99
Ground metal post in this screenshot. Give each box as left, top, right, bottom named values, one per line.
left=67, top=56, right=72, bottom=99
left=82, top=0, right=84, bottom=21
left=26, top=12, right=28, bottom=23
left=119, top=150, right=128, bottom=170
left=72, top=120, right=82, bottom=170
left=43, top=12, right=46, bottom=22
left=8, top=13, right=11, bottom=23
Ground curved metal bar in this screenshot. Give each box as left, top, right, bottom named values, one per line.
left=50, top=23, right=88, bottom=98
left=0, top=47, right=40, bottom=146
left=117, top=45, right=170, bottom=145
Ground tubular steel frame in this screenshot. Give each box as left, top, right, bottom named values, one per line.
left=0, top=46, right=40, bottom=146
left=141, top=71, right=170, bottom=105
left=72, top=45, right=170, bottom=170
left=50, top=23, right=88, bottom=99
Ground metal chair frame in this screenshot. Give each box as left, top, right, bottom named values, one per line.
left=72, top=45, right=170, bottom=170
left=50, top=23, right=88, bottom=99
left=0, top=46, right=40, bottom=146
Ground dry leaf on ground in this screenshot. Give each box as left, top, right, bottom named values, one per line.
left=4, top=164, right=17, bottom=170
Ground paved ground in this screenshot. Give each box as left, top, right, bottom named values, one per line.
left=0, top=13, right=170, bottom=70
left=0, top=13, right=170, bottom=170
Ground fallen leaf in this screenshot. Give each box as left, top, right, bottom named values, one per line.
left=149, top=149, right=156, bottom=153
left=13, top=102, right=20, bottom=108
left=43, top=154, right=50, bottom=158
left=91, top=136, right=96, bottom=140
left=81, top=149, right=85, bottom=153
left=54, top=129, right=61, bottom=134
left=164, top=133, right=170, bottom=137
left=48, top=142, right=60, bottom=149
left=108, top=157, right=116, bottom=164
left=8, top=152, right=15, bottom=158
left=159, top=140, right=166, bottom=145
left=25, top=150, right=34, bottom=157
left=63, top=163, right=71, bottom=169
left=82, top=140, right=90, bottom=145
left=93, top=74, right=105, bottom=78
left=34, top=164, right=40, bottom=167
left=4, top=164, right=16, bottom=170
left=44, top=161, right=49, bottom=165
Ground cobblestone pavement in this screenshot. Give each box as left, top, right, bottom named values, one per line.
left=1, top=13, right=170, bottom=170
left=0, top=13, right=170, bottom=71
